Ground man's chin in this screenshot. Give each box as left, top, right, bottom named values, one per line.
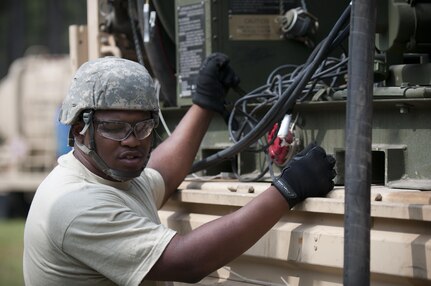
left=108, top=166, right=145, bottom=182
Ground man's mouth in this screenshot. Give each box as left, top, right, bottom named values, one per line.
left=117, top=151, right=146, bottom=168
left=119, top=151, right=143, bottom=160
left=125, top=155, right=139, bottom=159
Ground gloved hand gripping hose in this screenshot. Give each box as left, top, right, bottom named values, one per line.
left=272, top=143, right=336, bottom=208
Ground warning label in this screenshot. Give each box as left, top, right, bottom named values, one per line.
left=178, top=3, right=206, bottom=97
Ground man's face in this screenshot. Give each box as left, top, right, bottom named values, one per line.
left=81, top=110, right=154, bottom=179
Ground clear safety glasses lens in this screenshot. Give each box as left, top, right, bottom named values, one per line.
left=96, top=119, right=155, bottom=141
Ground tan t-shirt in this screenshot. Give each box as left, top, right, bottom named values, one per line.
left=24, top=152, right=176, bottom=286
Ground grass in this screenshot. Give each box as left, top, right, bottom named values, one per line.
left=0, top=219, right=25, bottom=286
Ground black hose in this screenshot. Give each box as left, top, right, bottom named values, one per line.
left=343, top=0, right=376, bottom=285
left=190, top=4, right=352, bottom=173
left=150, top=0, right=175, bottom=43
left=136, top=0, right=177, bottom=107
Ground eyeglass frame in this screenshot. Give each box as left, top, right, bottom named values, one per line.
left=93, top=118, right=156, bottom=141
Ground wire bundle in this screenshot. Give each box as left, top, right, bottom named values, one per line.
left=191, top=5, right=352, bottom=179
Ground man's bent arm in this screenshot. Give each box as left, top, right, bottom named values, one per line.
left=145, top=186, right=290, bottom=283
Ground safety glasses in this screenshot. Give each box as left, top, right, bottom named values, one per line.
left=94, top=119, right=155, bottom=141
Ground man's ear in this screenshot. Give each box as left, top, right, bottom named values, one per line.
left=71, top=123, right=85, bottom=144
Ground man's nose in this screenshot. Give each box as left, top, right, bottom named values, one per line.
left=120, top=130, right=141, bottom=147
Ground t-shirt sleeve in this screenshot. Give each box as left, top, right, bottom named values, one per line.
left=142, top=168, right=166, bottom=209
left=62, top=202, right=176, bottom=286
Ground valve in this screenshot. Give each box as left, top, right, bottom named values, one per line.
left=268, top=114, right=295, bottom=166
left=278, top=7, right=319, bottom=48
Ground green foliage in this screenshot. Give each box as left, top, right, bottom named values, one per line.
left=0, top=219, right=25, bottom=286
left=0, top=0, right=87, bottom=78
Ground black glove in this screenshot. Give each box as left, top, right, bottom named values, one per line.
left=193, top=53, right=240, bottom=114
left=272, top=143, right=336, bottom=208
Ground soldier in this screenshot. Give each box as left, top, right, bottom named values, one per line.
left=24, top=55, right=335, bottom=285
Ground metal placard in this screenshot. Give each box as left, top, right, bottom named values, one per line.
left=177, top=2, right=206, bottom=98
left=229, top=15, right=282, bottom=40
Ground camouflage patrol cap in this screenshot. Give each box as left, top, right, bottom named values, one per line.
left=59, top=56, right=158, bottom=125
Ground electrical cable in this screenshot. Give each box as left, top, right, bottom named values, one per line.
left=154, top=80, right=172, bottom=136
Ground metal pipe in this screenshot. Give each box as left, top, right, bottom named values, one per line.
left=344, top=0, right=376, bottom=285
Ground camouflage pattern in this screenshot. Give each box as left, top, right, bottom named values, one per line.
left=59, top=56, right=159, bottom=125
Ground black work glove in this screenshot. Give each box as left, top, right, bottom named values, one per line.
left=272, top=143, right=336, bottom=208
left=193, top=53, right=240, bottom=114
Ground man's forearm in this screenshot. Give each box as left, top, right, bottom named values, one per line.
left=148, top=105, right=214, bottom=197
